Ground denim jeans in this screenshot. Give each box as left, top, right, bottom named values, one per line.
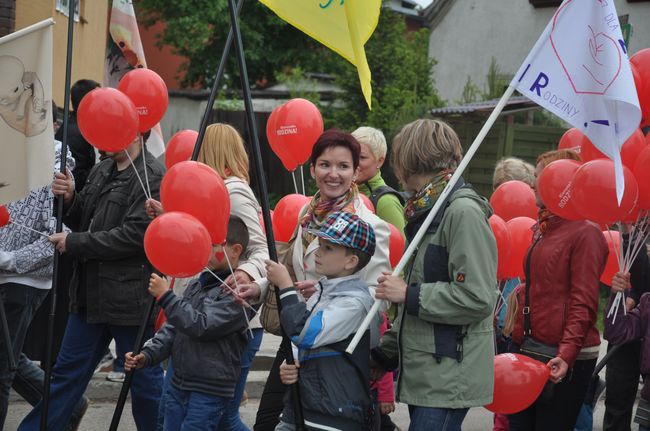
left=18, top=312, right=163, bottom=431
left=164, top=383, right=229, bottom=431
left=0, top=283, right=49, bottom=428
left=408, top=406, right=469, bottom=431
left=218, top=327, right=263, bottom=431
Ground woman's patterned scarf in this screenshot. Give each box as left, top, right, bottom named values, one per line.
left=403, top=170, right=453, bottom=222
left=299, top=184, right=358, bottom=248
left=536, top=207, right=559, bottom=236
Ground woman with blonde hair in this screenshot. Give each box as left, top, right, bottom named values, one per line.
left=492, top=157, right=536, bottom=190
left=146, top=123, right=268, bottom=430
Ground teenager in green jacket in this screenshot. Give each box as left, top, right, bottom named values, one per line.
left=370, top=119, right=498, bottom=431
left=352, top=127, right=406, bottom=235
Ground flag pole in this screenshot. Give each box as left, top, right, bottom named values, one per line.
left=190, top=0, right=243, bottom=160
left=41, top=0, right=75, bottom=428
left=346, top=84, right=518, bottom=354
left=226, top=0, right=306, bottom=428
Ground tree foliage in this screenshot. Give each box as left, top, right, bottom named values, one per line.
left=135, top=0, right=343, bottom=88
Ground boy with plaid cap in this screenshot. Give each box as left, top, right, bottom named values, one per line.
left=265, top=211, right=380, bottom=431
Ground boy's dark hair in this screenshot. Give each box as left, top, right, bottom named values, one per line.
left=71, top=79, right=100, bottom=111
left=345, top=248, right=372, bottom=272
left=226, top=216, right=249, bottom=253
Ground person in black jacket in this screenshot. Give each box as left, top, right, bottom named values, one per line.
left=126, top=216, right=255, bottom=430
left=54, top=79, right=99, bottom=192
left=18, top=132, right=165, bottom=431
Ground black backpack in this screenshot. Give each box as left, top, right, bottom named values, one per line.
left=368, top=184, right=410, bottom=209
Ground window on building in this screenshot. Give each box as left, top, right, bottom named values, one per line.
left=56, top=0, right=81, bottom=22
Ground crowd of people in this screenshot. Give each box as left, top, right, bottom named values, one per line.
left=1, top=78, right=649, bottom=431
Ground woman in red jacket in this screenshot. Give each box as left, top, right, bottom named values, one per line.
left=506, top=149, right=608, bottom=430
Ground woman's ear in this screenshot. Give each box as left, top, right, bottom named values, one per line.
left=310, top=164, right=316, bottom=179
left=377, top=156, right=385, bottom=170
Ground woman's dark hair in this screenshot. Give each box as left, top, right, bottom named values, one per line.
left=310, top=129, right=361, bottom=170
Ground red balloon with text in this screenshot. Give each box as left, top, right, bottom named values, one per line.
left=537, top=159, right=582, bottom=220
left=118, top=68, right=169, bottom=132
left=267, top=99, right=323, bottom=172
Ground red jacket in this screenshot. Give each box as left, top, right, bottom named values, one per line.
left=511, top=218, right=607, bottom=366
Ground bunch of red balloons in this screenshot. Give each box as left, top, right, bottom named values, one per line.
left=78, top=68, right=168, bottom=153
left=144, top=161, right=230, bottom=278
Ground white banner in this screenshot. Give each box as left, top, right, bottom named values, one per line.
left=0, top=19, right=55, bottom=205
left=512, top=0, right=641, bottom=201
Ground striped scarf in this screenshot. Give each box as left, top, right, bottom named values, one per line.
left=300, top=184, right=358, bottom=248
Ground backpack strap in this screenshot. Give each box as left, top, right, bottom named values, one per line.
left=367, top=184, right=406, bottom=208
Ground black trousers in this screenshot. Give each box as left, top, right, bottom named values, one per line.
left=509, top=358, right=597, bottom=431
left=604, top=342, right=642, bottom=431
left=254, top=346, right=289, bottom=431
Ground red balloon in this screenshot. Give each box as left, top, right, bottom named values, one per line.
left=387, top=223, right=405, bottom=268
left=0, top=205, right=9, bottom=227
left=273, top=194, right=311, bottom=242
left=631, top=50, right=650, bottom=123
left=485, top=353, right=550, bottom=414
left=118, top=68, right=169, bottom=132
left=600, top=231, right=621, bottom=286
left=633, top=146, right=650, bottom=209
left=572, top=159, right=638, bottom=225
left=558, top=128, right=588, bottom=153
left=490, top=181, right=538, bottom=222
left=161, top=161, right=230, bottom=245
left=266, top=99, right=323, bottom=172
left=144, top=212, right=212, bottom=278
left=537, top=159, right=583, bottom=220
left=77, top=88, right=139, bottom=152
left=503, top=217, right=536, bottom=279
left=489, top=215, right=511, bottom=280
left=360, top=194, right=375, bottom=214
left=259, top=210, right=274, bottom=235
left=581, top=128, right=646, bottom=169
left=165, top=130, right=198, bottom=169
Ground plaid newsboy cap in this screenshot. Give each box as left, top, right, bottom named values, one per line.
left=307, top=211, right=376, bottom=256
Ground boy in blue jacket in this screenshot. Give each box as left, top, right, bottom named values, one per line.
left=266, top=211, right=379, bottom=431
left=125, top=216, right=255, bottom=430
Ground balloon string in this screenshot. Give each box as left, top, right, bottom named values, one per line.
left=222, top=248, right=254, bottom=339
left=203, top=267, right=259, bottom=316
left=124, top=150, right=150, bottom=200
left=3, top=221, right=50, bottom=238
left=140, top=135, right=153, bottom=200
left=291, top=171, right=299, bottom=195
left=300, top=165, right=306, bottom=196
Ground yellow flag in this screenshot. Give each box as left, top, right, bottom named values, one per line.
left=259, top=0, right=380, bottom=109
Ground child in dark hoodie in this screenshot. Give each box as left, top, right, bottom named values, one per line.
left=125, top=216, right=255, bottom=430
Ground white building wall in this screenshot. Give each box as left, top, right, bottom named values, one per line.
left=429, top=0, right=650, bottom=102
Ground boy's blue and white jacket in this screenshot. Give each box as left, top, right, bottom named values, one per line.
left=278, top=274, right=379, bottom=430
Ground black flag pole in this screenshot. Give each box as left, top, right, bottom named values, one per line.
left=41, top=0, right=76, bottom=428
left=190, top=0, right=243, bottom=160
left=226, top=0, right=305, bottom=428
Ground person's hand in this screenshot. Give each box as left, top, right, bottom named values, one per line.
left=379, top=402, right=395, bottom=415
left=294, top=280, right=318, bottom=299
left=236, top=282, right=262, bottom=305
left=547, top=356, right=569, bottom=384
left=375, top=272, right=408, bottom=304
left=279, top=359, right=300, bottom=385
left=52, top=170, right=74, bottom=207
left=148, top=273, right=169, bottom=298
left=626, top=297, right=636, bottom=311
left=265, top=260, right=293, bottom=289
left=124, top=352, right=146, bottom=371
left=222, top=269, right=253, bottom=291
left=145, top=199, right=164, bottom=220
left=49, top=232, right=69, bottom=253
left=611, top=272, right=631, bottom=293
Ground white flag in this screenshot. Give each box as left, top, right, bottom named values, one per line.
left=105, top=0, right=165, bottom=157
left=512, top=0, right=641, bottom=202
left=0, top=19, right=55, bottom=205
